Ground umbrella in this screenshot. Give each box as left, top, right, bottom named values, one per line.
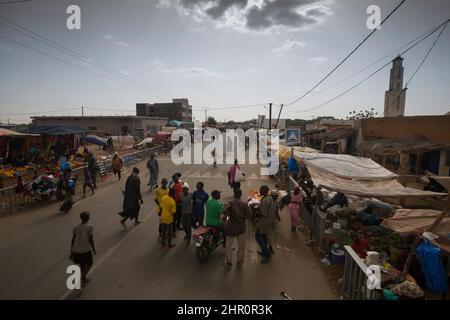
left=82, top=135, right=107, bottom=146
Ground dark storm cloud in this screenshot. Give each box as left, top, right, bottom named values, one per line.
left=205, top=0, right=248, bottom=19
left=246, top=0, right=327, bottom=30
left=174, top=0, right=331, bottom=31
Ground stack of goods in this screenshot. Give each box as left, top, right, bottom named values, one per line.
left=31, top=174, right=57, bottom=196
left=98, top=162, right=107, bottom=177
left=248, top=189, right=262, bottom=205
left=0, top=165, right=35, bottom=178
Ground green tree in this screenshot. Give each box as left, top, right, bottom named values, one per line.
left=346, top=108, right=378, bottom=120
left=207, top=116, right=217, bottom=126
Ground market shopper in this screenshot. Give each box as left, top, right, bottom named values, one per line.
left=228, top=159, right=244, bottom=191
left=268, top=190, right=280, bottom=254
left=87, top=153, right=98, bottom=189
left=146, top=154, right=159, bottom=190
left=160, top=188, right=177, bottom=248
left=111, top=152, right=123, bottom=180
left=154, top=178, right=169, bottom=240
left=289, top=186, right=303, bottom=232
left=171, top=174, right=183, bottom=234
left=83, top=166, right=95, bottom=197
left=70, top=211, right=97, bottom=287
left=179, top=183, right=193, bottom=241
left=222, top=188, right=251, bottom=269
left=255, top=185, right=273, bottom=263
left=192, top=182, right=209, bottom=227
left=119, top=167, right=143, bottom=228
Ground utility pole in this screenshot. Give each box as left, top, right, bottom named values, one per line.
left=204, top=108, right=207, bottom=123
left=269, top=103, right=272, bottom=130
left=82, top=106, right=84, bottom=117
left=275, top=104, right=283, bottom=129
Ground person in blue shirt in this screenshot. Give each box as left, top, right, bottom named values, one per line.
left=287, top=148, right=299, bottom=178
left=192, top=181, right=209, bottom=228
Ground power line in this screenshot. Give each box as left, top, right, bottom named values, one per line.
left=193, top=102, right=269, bottom=112
left=381, top=21, right=448, bottom=116
left=405, top=21, right=448, bottom=88
left=0, top=33, right=166, bottom=98
left=0, top=15, right=173, bottom=100
left=0, top=0, right=31, bottom=5
left=0, top=107, right=80, bottom=116
left=299, top=20, right=446, bottom=99
left=287, top=19, right=448, bottom=114
left=283, top=0, right=407, bottom=107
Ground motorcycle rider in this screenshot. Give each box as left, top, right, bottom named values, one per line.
left=205, top=190, right=225, bottom=246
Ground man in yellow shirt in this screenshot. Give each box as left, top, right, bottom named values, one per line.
left=154, top=178, right=169, bottom=241
left=160, top=188, right=177, bottom=248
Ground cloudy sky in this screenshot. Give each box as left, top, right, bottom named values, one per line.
left=0, top=0, right=449, bottom=123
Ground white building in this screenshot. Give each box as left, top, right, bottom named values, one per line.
left=384, top=56, right=407, bottom=117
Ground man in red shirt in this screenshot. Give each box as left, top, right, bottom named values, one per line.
left=171, top=174, right=183, bottom=235
left=351, top=232, right=369, bottom=258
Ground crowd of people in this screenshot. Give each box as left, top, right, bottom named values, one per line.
left=69, top=152, right=312, bottom=287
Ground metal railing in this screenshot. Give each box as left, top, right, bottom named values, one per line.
left=301, top=204, right=327, bottom=251
left=342, top=245, right=379, bottom=300
left=0, top=145, right=163, bottom=216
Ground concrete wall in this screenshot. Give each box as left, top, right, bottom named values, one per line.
left=32, top=117, right=167, bottom=137
left=361, top=115, right=450, bottom=144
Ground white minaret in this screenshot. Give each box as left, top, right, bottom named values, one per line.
left=384, top=55, right=407, bottom=117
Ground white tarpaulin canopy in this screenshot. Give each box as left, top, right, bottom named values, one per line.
left=381, top=209, right=450, bottom=252
left=277, top=146, right=447, bottom=198
left=308, top=166, right=446, bottom=198
left=294, top=151, right=397, bottom=180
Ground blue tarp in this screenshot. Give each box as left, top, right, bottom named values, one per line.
left=22, top=125, right=87, bottom=136
left=82, top=135, right=107, bottom=146
left=168, top=120, right=181, bottom=128
left=416, top=241, right=448, bottom=293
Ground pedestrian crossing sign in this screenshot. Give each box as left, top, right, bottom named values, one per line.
left=285, top=128, right=301, bottom=145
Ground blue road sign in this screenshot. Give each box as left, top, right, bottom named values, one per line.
left=285, top=128, right=301, bottom=145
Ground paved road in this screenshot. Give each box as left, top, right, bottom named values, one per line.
left=0, top=153, right=335, bottom=300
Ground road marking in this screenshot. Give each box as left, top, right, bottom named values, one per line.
left=58, top=210, right=152, bottom=300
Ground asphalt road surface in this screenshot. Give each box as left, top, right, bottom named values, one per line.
left=0, top=151, right=335, bottom=300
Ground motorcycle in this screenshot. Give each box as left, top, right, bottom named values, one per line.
left=192, top=222, right=226, bottom=263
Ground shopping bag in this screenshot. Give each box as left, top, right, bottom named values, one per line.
left=235, top=168, right=245, bottom=182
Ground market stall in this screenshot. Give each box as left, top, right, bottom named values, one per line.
left=275, top=145, right=449, bottom=299
left=0, top=129, right=42, bottom=188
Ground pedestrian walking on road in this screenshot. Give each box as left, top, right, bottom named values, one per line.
left=160, top=188, right=177, bottom=248
left=228, top=159, right=244, bottom=192
left=70, top=211, right=97, bottom=287
left=87, top=153, right=98, bottom=189
left=255, top=185, right=273, bottom=263
left=83, top=166, right=95, bottom=198
left=268, top=190, right=280, bottom=254
left=154, top=178, right=169, bottom=240
left=192, top=182, right=208, bottom=227
left=146, top=154, right=159, bottom=190
left=171, top=174, right=183, bottom=235
left=222, top=188, right=251, bottom=269
left=212, top=148, right=217, bottom=168
left=112, top=152, right=123, bottom=180
left=179, top=183, right=193, bottom=241
left=120, top=167, right=144, bottom=228
left=289, top=186, right=303, bottom=232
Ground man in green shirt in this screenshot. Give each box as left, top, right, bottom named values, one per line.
left=206, top=190, right=225, bottom=243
